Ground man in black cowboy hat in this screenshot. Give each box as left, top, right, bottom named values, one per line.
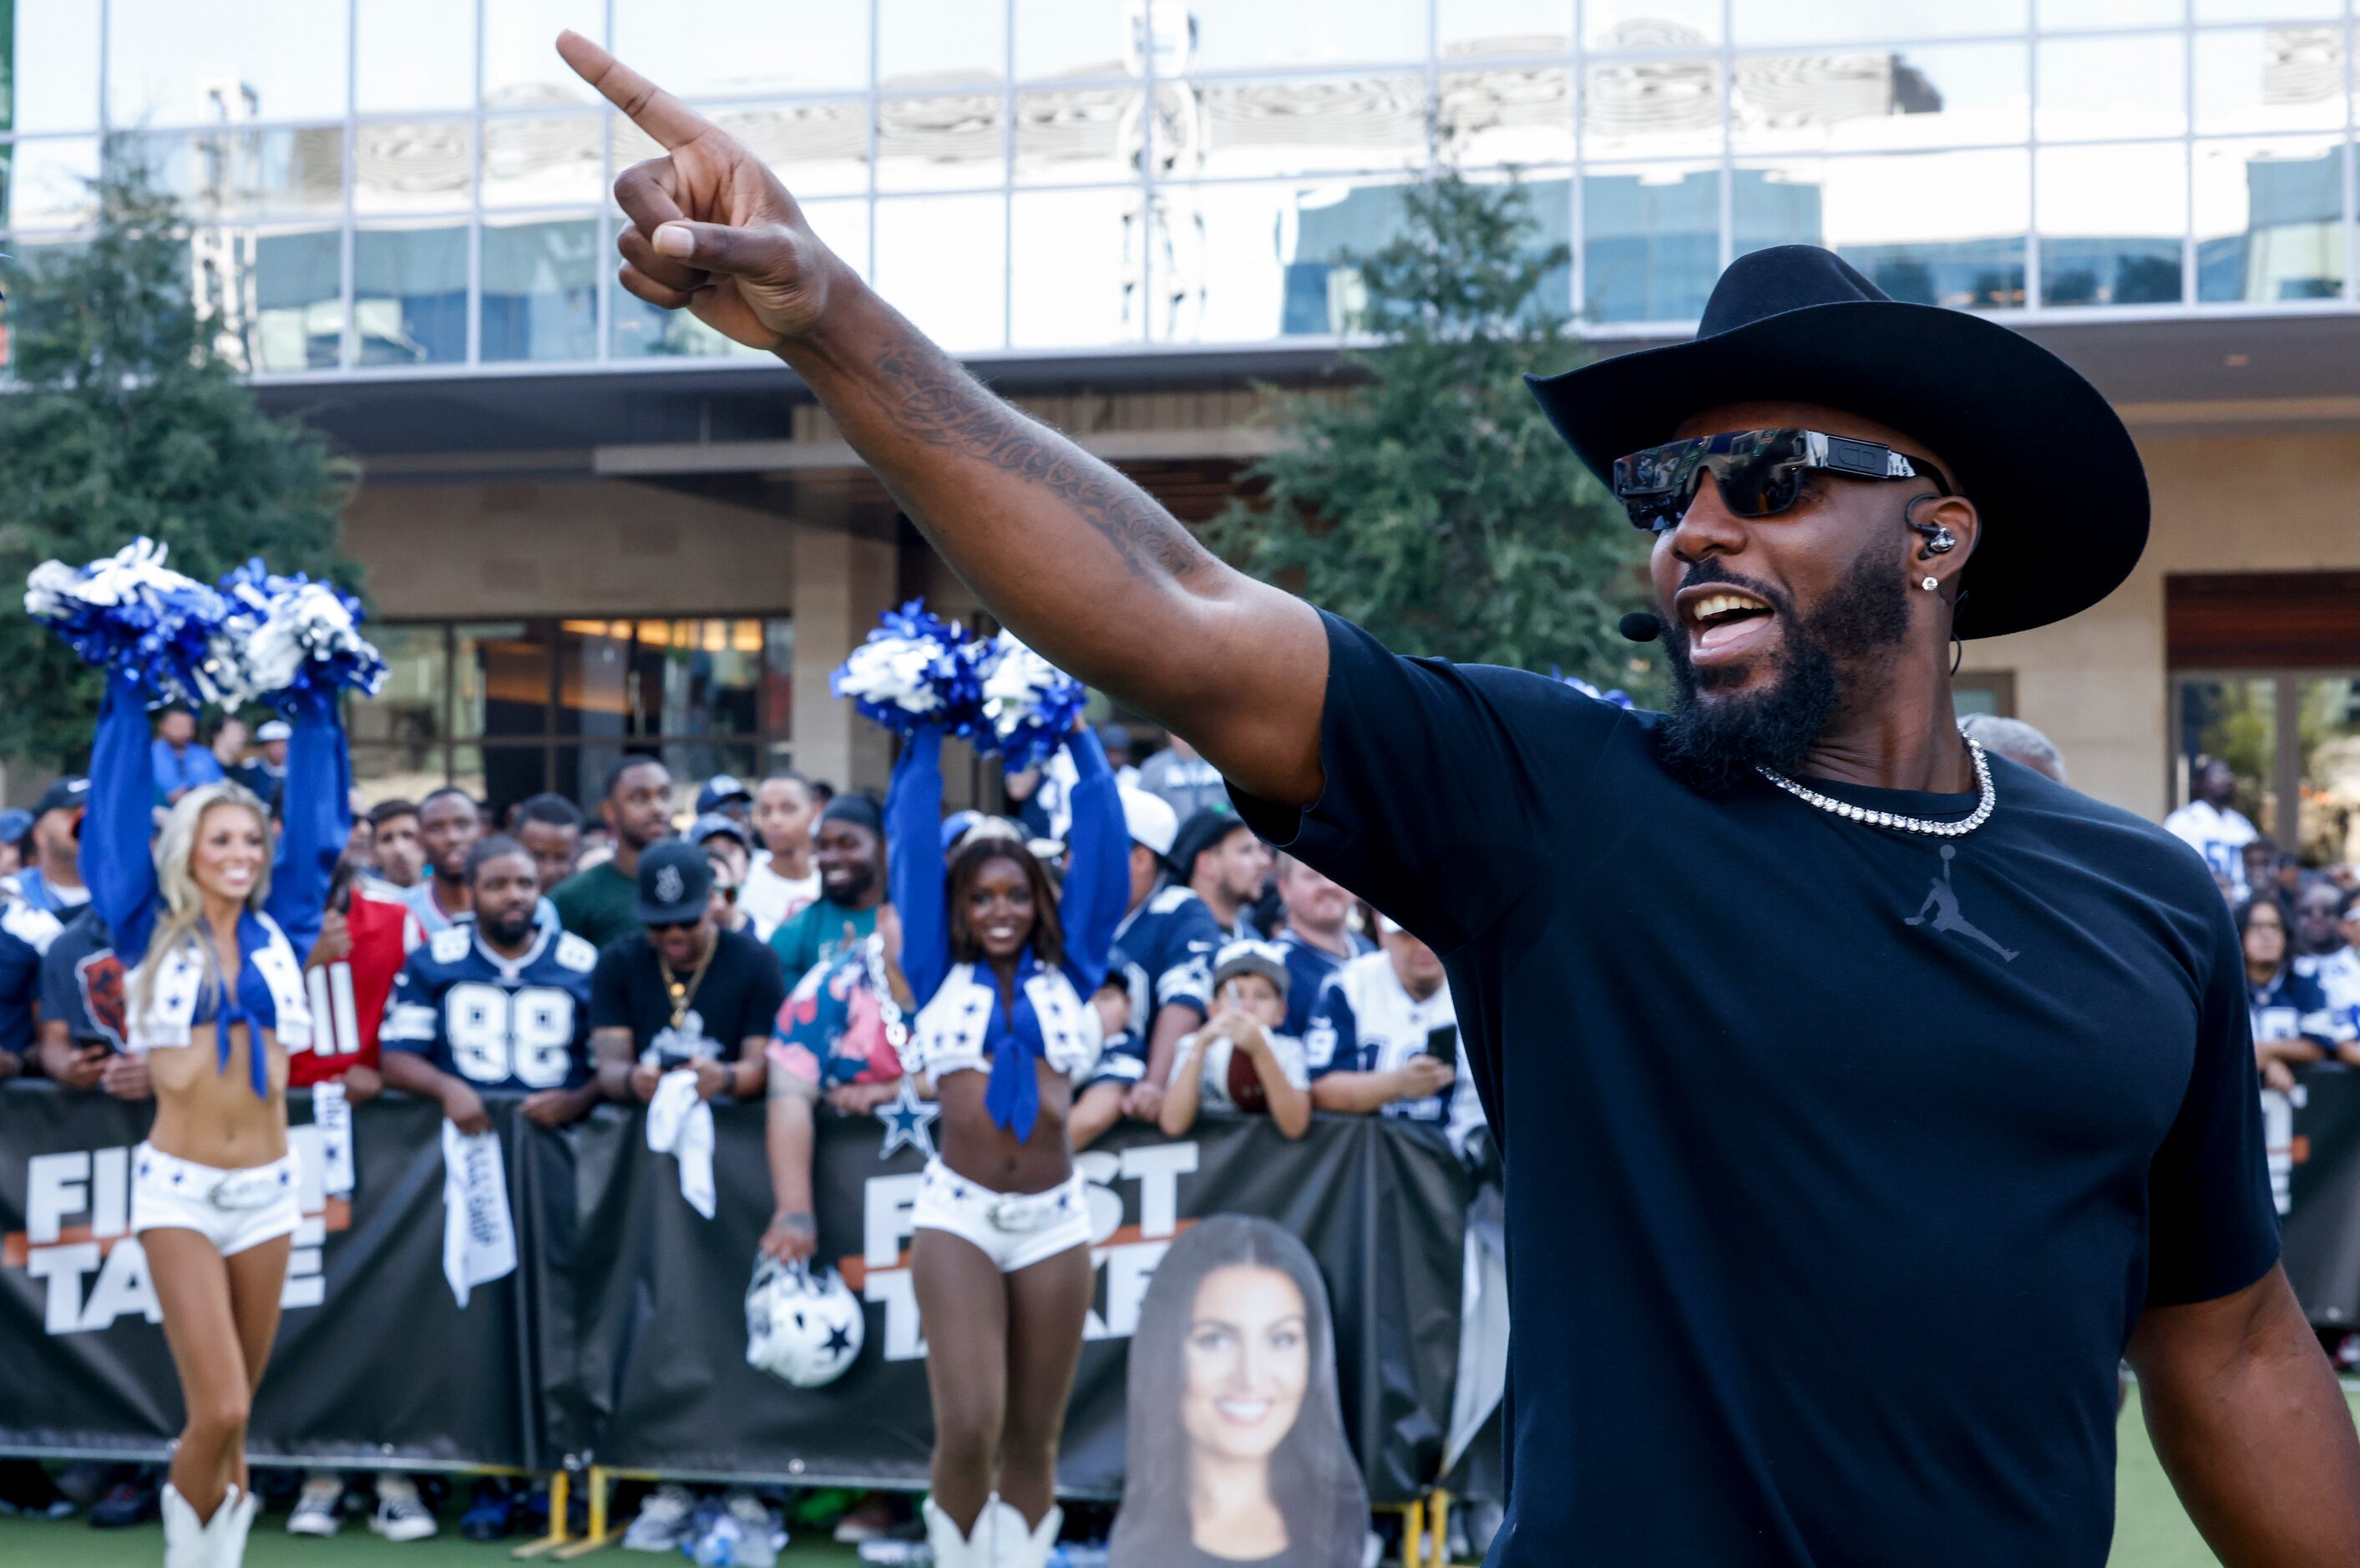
left=565, top=32, right=2360, bottom=1565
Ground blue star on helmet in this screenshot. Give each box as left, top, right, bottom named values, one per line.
left=823, top=1322, right=855, bottom=1356
left=877, top=1077, right=939, bottom=1162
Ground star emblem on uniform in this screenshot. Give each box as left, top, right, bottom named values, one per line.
left=877, top=1077, right=939, bottom=1162
left=823, top=1323, right=855, bottom=1356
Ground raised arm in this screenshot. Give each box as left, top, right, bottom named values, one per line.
left=555, top=32, right=1327, bottom=807
left=263, top=689, right=352, bottom=960
left=88, top=678, right=161, bottom=958
left=885, top=727, right=950, bottom=1007
left=1054, top=727, right=1128, bottom=995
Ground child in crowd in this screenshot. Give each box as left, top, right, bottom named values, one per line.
left=1157, top=938, right=1311, bottom=1140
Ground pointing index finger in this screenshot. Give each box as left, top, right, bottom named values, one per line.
left=555, top=29, right=716, bottom=152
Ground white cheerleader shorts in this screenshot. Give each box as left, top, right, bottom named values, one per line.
left=130, top=1142, right=301, bottom=1257
left=909, top=1158, right=1093, bottom=1274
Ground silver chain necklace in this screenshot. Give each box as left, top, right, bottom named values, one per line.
left=1755, top=737, right=1996, bottom=838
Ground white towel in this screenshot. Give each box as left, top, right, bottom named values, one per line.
left=311, top=1080, right=355, bottom=1196
left=646, top=1067, right=717, bottom=1219
left=440, top=1122, right=518, bottom=1308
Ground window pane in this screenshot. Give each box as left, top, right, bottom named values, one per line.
left=244, top=226, right=346, bottom=372
left=350, top=625, right=449, bottom=751
left=555, top=620, right=628, bottom=741
left=358, top=0, right=475, bottom=114
left=611, top=0, right=871, bottom=99
left=1731, top=43, right=2026, bottom=156
left=1012, top=187, right=1146, bottom=346
left=484, top=114, right=604, bottom=205
left=1015, top=86, right=1143, bottom=185
left=1191, top=74, right=1428, bottom=179
left=10, top=1, right=102, bottom=133
left=109, top=0, right=349, bottom=125
left=879, top=0, right=1005, bottom=89
left=1588, top=0, right=1718, bottom=50
left=482, top=218, right=597, bottom=362
left=1442, top=1, right=1573, bottom=60
left=2037, top=34, right=2185, bottom=141
left=1735, top=149, right=2028, bottom=311
left=2038, top=144, right=2186, bottom=307
left=1584, top=163, right=1720, bottom=322
left=1156, top=178, right=1419, bottom=341
left=879, top=93, right=1006, bottom=191
left=355, top=121, right=475, bottom=214
left=874, top=195, right=1006, bottom=351
left=485, top=0, right=606, bottom=109
left=355, top=223, right=468, bottom=365
left=2194, top=138, right=2347, bottom=303
left=2194, top=28, right=2347, bottom=138
left=1, top=138, right=101, bottom=230
left=2297, top=678, right=2360, bottom=867
left=762, top=619, right=795, bottom=738
left=663, top=741, right=761, bottom=801
left=2177, top=677, right=2278, bottom=842
left=468, top=745, right=549, bottom=814
left=2197, top=0, right=2339, bottom=18
left=1441, top=67, right=1573, bottom=167
left=466, top=622, right=550, bottom=741
left=2039, top=0, right=2180, bottom=26
left=1583, top=58, right=1724, bottom=161
left=1015, top=0, right=1137, bottom=82
left=1731, top=0, right=2021, bottom=46
left=1182, top=0, right=1426, bottom=72
left=352, top=745, right=451, bottom=808
left=645, top=619, right=765, bottom=741
left=127, top=128, right=346, bottom=220
left=615, top=102, right=871, bottom=200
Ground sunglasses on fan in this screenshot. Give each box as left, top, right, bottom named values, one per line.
left=1611, top=428, right=1951, bottom=534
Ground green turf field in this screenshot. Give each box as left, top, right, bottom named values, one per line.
left=3, top=1387, right=2352, bottom=1565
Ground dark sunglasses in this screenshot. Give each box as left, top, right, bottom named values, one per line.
left=1612, top=428, right=1951, bottom=534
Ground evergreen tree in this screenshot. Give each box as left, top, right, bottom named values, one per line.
left=1204, top=170, right=1653, bottom=695
left=0, top=149, right=355, bottom=770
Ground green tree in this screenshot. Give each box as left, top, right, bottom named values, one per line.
left=1203, top=169, right=1651, bottom=692
left=0, top=147, right=355, bottom=769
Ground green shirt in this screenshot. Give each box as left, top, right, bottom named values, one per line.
left=550, top=860, right=640, bottom=952
left=767, top=898, right=879, bottom=988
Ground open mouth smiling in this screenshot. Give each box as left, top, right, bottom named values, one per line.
left=1676, top=585, right=1778, bottom=664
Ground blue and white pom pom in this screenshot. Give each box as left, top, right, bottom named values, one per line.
left=25, top=539, right=241, bottom=706
left=976, top=632, right=1087, bottom=771
left=831, top=600, right=988, bottom=739
left=217, top=560, right=388, bottom=709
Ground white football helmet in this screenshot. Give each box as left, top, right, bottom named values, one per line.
left=745, top=1257, right=865, bottom=1388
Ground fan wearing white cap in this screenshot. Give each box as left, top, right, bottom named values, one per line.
left=1070, top=786, right=1223, bottom=1149
left=1157, top=938, right=1310, bottom=1141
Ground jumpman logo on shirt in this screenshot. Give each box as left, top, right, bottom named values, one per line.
left=1904, top=845, right=2018, bottom=963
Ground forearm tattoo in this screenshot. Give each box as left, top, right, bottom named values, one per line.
left=868, top=334, right=1212, bottom=585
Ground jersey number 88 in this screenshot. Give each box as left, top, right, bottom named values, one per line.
left=445, top=983, right=576, bottom=1088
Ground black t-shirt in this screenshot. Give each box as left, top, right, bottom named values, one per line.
left=590, top=926, right=787, bottom=1065
left=41, top=908, right=126, bottom=1052
left=1231, top=612, right=2277, bottom=1567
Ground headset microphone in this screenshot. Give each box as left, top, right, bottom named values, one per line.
left=1618, top=612, right=1663, bottom=644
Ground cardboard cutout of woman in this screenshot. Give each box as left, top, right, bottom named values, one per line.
left=1110, top=1216, right=1368, bottom=1568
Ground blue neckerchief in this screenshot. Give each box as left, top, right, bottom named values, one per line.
left=982, top=949, right=1048, bottom=1142
left=209, top=912, right=276, bottom=1098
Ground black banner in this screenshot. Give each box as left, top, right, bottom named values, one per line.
left=554, top=1104, right=1469, bottom=1502
left=2283, top=1069, right=2360, bottom=1329
left=0, top=1085, right=535, bottom=1468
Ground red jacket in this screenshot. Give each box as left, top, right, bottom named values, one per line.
left=289, top=892, right=417, bottom=1087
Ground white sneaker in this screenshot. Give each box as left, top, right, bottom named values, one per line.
left=622, top=1483, right=698, bottom=1552
left=368, top=1474, right=438, bottom=1543
left=286, top=1472, right=343, bottom=1537
left=704, top=1488, right=782, bottom=1566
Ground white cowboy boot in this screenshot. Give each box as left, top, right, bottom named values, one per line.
left=988, top=1496, right=1061, bottom=1568
left=924, top=1494, right=990, bottom=1568
left=160, top=1484, right=209, bottom=1568
left=207, top=1484, right=260, bottom=1566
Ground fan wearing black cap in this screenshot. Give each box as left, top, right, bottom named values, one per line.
left=565, top=41, right=2360, bottom=1560
left=588, top=839, right=788, bottom=1108
left=9, top=776, right=93, bottom=918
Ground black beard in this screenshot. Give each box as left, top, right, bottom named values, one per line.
left=1654, top=543, right=1914, bottom=795
left=484, top=912, right=537, bottom=949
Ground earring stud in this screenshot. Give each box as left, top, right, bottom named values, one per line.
left=1921, top=576, right=1940, bottom=592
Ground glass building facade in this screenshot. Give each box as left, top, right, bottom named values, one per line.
left=3, top=0, right=2356, bottom=377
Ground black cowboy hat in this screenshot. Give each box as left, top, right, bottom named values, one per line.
left=1527, top=245, right=2147, bottom=640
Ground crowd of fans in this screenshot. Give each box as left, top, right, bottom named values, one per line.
left=3, top=709, right=2353, bottom=1551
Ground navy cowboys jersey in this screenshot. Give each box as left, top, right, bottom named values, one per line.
left=0, top=898, right=62, bottom=1058
left=1092, top=884, right=1223, bottom=1088
left=382, top=924, right=598, bottom=1091
left=1305, top=950, right=1486, bottom=1156
left=1274, top=925, right=1372, bottom=1039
